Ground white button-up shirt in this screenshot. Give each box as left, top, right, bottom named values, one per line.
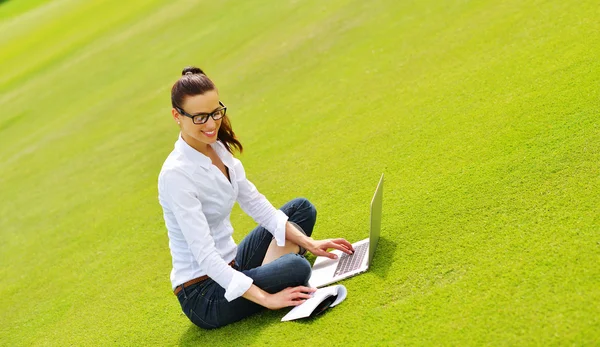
left=158, top=135, right=289, bottom=302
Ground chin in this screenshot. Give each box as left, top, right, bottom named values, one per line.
left=198, top=133, right=218, bottom=144
left=205, top=137, right=219, bottom=144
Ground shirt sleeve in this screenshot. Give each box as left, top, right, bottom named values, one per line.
left=233, top=158, right=289, bottom=247
left=162, top=169, right=253, bottom=302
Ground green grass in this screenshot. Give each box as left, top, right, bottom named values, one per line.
left=1, top=0, right=599, bottom=345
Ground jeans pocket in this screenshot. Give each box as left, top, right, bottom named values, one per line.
left=198, top=280, right=216, bottom=297
left=188, top=286, right=200, bottom=298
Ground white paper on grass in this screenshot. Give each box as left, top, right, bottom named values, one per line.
left=281, top=285, right=347, bottom=322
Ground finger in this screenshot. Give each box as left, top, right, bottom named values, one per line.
left=327, top=242, right=353, bottom=254
left=296, top=293, right=312, bottom=300
left=291, top=286, right=316, bottom=293
left=328, top=241, right=350, bottom=250
left=313, top=249, right=338, bottom=259
left=333, top=238, right=355, bottom=251
left=333, top=242, right=353, bottom=254
left=290, top=292, right=313, bottom=301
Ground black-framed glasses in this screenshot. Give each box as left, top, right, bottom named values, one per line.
left=175, top=101, right=227, bottom=124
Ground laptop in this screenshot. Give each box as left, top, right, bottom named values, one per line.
left=308, top=173, right=384, bottom=288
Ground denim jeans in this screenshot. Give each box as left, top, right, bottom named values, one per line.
left=176, top=197, right=317, bottom=329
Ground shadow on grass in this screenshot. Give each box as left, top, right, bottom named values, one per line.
left=178, top=238, right=397, bottom=344
left=284, top=303, right=337, bottom=326
left=178, top=306, right=280, bottom=345
left=370, top=236, right=397, bottom=278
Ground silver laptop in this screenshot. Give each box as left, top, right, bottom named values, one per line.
left=309, top=173, right=383, bottom=288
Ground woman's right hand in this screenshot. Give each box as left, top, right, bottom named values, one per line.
left=264, top=286, right=316, bottom=310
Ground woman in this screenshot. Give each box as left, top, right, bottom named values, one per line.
left=158, top=66, right=354, bottom=329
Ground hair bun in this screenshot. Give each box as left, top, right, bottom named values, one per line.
left=182, top=66, right=205, bottom=76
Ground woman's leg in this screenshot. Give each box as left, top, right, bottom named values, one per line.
left=179, top=198, right=317, bottom=329
left=236, top=197, right=317, bottom=270
left=262, top=197, right=317, bottom=265
left=176, top=253, right=312, bottom=329
left=281, top=197, right=317, bottom=238
left=214, top=253, right=312, bottom=328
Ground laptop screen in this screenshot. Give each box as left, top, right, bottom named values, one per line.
left=368, top=173, right=384, bottom=265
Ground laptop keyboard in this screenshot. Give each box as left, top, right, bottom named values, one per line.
left=334, top=242, right=369, bottom=277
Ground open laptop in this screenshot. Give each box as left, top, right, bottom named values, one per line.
left=308, top=173, right=384, bottom=288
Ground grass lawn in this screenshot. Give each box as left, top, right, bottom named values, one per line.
left=1, top=0, right=599, bottom=345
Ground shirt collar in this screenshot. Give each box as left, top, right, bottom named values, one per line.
left=174, top=134, right=234, bottom=169
left=175, top=134, right=211, bottom=169
left=211, top=140, right=235, bottom=168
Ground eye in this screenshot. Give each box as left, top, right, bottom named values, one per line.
left=194, top=115, right=209, bottom=123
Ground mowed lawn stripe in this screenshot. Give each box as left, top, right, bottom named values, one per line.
left=0, top=0, right=598, bottom=345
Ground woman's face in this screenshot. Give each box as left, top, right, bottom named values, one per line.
left=172, top=89, right=222, bottom=147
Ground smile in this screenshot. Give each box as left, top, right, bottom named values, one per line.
left=202, top=129, right=217, bottom=138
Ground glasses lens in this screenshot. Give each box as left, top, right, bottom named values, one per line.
left=213, top=108, right=225, bottom=120
left=193, top=115, right=209, bottom=124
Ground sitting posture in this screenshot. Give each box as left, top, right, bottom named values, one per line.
left=158, top=66, right=354, bottom=329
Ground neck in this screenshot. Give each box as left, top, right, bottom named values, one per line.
left=181, top=132, right=210, bottom=156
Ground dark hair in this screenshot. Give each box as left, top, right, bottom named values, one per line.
left=171, top=66, right=243, bottom=154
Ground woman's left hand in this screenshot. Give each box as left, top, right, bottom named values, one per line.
left=306, top=238, right=355, bottom=259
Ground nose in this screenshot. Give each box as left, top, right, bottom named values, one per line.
left=204, top=116, right=217, bottom=128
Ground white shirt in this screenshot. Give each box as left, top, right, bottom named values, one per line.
left=158, top=135, right=289, bottom=302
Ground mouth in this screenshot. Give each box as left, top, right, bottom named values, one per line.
left=202, top=129, right=217, bottom=138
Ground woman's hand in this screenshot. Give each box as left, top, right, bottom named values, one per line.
left=306, top=238, right=354, bottom=259
left=264, top=286, right=316, bottom=310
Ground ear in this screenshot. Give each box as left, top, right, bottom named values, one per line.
left=171, top=108, right=181, bottom=124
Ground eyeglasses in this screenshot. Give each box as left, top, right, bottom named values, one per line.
left=175, top=101, right=227, bottom=124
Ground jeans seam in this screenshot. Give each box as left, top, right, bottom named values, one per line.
left=190, top=308, right=218, bottom=329
left=244, top=229, right=273, bottom=271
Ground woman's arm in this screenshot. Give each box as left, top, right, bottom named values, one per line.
left=242, top=283, right=315, bottom=310
left=285, top=221, right=355, bottom=259
left=161, top=169, right=253, bottom=301
left=234, top=158, right=288, bottom=246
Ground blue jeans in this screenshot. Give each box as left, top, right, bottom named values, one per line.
left=176, top=197, right=317, bottom=329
